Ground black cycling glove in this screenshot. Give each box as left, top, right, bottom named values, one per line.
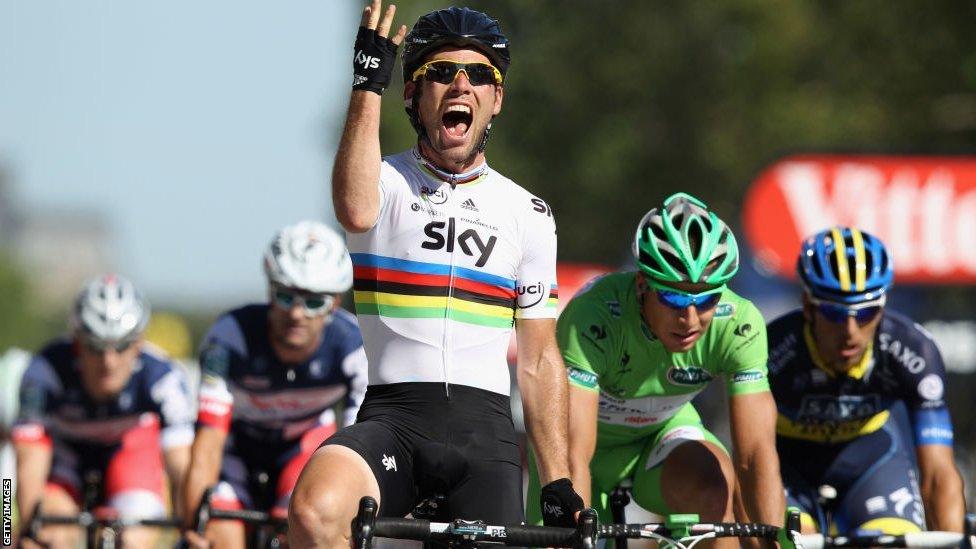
left=352, top=26, right=399, bottom=95
left=540, top=478, right=585, bottom=528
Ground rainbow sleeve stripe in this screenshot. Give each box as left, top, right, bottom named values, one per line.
left=351, top=253, right=517, bottom=328
left=548, top=285, right=559, bottom=308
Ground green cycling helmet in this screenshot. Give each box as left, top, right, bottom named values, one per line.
left=632, top=192, right=739, bottom=285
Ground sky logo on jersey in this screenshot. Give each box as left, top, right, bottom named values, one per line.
left=422, top=218, right=497, bottom=268
left=667, top=366, right=713, bottom=386
left=531, top=197, right=552, bottom=217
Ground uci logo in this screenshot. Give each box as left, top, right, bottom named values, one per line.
left=421, top=185, right=448, bottom=205
left=516, top=282, right=546, bottom=308
left=422, top=218, right=497, bottom=267
left=355, top=50, right=380, bottom=70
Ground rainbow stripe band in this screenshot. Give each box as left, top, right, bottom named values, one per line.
left=351, top=253, right=518, bottom=328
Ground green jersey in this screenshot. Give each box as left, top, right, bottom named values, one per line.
left=558, top=271, right=769, bottom=447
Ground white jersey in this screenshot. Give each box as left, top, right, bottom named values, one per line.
left=347, top=149, right=559, bottom=395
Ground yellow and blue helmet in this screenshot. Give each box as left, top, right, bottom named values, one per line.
left=797, top=226, right=893, bottom=304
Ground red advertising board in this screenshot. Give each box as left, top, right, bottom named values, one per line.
left=743, top=155, right=976, bottom=283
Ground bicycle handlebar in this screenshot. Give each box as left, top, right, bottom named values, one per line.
left=352, top=496, right=788, bottom=548
left=190, top=485, right=287, bottom=537
left=795, top=531, right=965, bottom=548
left=371, top=517, right=580, bottom=546
left=30, top=511, right=181, bottom=529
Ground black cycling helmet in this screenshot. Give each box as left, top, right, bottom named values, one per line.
left=401, top=7, right=511, bottom=85
left=402, top=7, right=510, bottom=152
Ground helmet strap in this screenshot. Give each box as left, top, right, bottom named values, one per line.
left=476, top=119, right=493, bottom=152
left=406, top=86, right=433, bottom=147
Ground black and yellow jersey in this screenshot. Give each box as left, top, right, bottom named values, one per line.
left=767, top=309, right=952, bottom=449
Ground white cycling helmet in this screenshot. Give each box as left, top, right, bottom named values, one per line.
left=263, top=220, right=353, bottom=293
left=71, top=274, right=151, bottom=343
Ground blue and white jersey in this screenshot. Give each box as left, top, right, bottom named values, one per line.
left=12, top=339, right=195, bottom=450
left=196, top=304, right=367, bottom=444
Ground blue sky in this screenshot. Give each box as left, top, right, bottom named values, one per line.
left=0, top=1, right=360, bottom=307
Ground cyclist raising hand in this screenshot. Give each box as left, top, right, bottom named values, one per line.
left=289, top=2, right=582, bottom=546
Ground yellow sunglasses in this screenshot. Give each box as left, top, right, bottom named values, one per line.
left=410, top=59, right=503, bottom=86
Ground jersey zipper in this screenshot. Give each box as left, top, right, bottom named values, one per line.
left=441, top=182, right=458, bottom=398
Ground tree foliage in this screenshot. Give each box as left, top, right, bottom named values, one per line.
left=0, top=249, right=58, bottom=352
left=380, top=0, right=976, bottom=263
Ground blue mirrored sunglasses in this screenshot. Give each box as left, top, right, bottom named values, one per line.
left=808, top=294, right=885, bottom=325
left=272, top=287, right=334, bottom=317
left=646, top=279, right=724, bottom=311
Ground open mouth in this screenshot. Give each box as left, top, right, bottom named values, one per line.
left=442, top=104, right=473, bottom=139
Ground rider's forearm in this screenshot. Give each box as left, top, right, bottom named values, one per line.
left=568, top=459, right=592, bottom=506
left=333, top=91, right=383, bottom=233
left=181, top=437, right=223, bottom=526
left=567, top=388, right=598, bottom=507
left=182, top=463, right=219, bottom=527
left=164, top=446, right=191, bottom=519
left=736, top=450, right=784, bottom=524
left=14, top=442, right=51, bottom=527
left=519, top=348, right=570, bottom=484
left=921, top=466, right=965, bottom=532
left=734, top=448, right=784, bottom=549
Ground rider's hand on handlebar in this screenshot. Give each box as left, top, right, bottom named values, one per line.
left=777, top=506, right=803, bottom=549
left=182, top=529, right=211, bottom=549
left=540, top=478, right=585, bottom=528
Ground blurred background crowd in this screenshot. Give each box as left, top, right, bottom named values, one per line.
left=2, top=0, right=976, bottom=508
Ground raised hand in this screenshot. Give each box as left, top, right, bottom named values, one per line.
left=352, top=0, right=407, bottom=94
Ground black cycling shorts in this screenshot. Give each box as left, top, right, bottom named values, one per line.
left=323, top=382, right=523, bottom=524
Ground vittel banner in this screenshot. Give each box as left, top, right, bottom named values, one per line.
left=743, top=155, right=976, bottom=283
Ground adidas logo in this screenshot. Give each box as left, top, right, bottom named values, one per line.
left=460, top=198, right=478, bottom=211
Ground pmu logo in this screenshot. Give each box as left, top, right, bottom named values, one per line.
left=422, top=218, right=497, bottom=267
left=354, top=50, right=380, bottom=70
left=516, top=282, right=546, bottom=308
left=667, top=366, right=713, bottom=386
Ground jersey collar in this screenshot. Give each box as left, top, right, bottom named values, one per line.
left=802, top=323, right=874, bottom=379
left=413, top=147, right=488, bottom=186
